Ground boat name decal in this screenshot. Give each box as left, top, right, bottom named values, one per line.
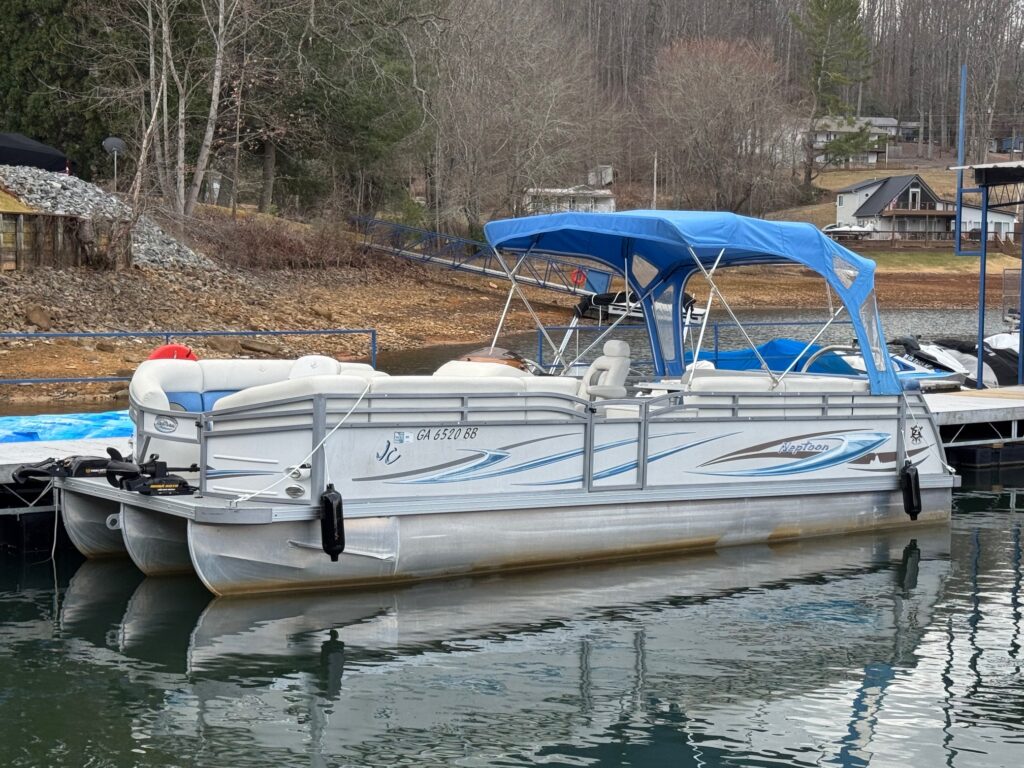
left=779, top=440, right=831, bottom=455
left=696, top=431, right=891, bottom=477
left=376, top=440, right=401, bottom=465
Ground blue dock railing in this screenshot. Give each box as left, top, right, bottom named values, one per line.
left=0, top=328, right=377, bottom=386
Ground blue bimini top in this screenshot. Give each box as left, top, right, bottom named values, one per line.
left=484, top=210, right=899, bottom=394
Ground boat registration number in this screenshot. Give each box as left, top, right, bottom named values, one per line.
left=416, top=427, right=479, bottom=441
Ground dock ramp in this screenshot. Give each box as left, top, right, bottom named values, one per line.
left=353, top=217, right=613, bottom=296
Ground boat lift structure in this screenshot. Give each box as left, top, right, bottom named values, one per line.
left=951, top=64, right=1024, bottom=387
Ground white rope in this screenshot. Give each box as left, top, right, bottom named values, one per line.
left=50, top=484, right=59, bottom=564
left=231, top=383, right=371, bottom=504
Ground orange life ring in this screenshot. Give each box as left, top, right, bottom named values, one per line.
left=147, top=343, right=198, bottom=360
left=570, top=268, right=586, bottom=287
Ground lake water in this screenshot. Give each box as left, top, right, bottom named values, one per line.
left=1, top=482, right=1023, bottom=767
left=2, top=308, right=1022, bottom=764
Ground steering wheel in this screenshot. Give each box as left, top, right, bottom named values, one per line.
left=799, top=344, right=858, bottom=372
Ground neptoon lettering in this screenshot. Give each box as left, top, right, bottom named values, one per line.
left=779, top=440, right=833, bottom=455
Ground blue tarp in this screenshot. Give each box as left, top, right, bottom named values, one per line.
left=0, top=410, right=133, bottom=444
left=484, top=210, right=900, bottom=393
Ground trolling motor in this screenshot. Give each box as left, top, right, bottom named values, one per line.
left=12, top=453, right=116, bottom=484
left=12, top=447, right=198, bottom=496
left=103, top=447, right=198, bottom=496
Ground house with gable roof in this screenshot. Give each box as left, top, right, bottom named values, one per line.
left=834, top=173, right=1017, bottom=241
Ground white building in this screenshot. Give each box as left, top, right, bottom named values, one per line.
left=809, top=117, right=889, bottom=166
left=523, top=185, right=615, bottom=215
left=834, top=174, right=1016, bottom=241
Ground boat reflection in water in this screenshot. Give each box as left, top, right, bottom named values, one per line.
left=52, top=521, right=1017, bottom=766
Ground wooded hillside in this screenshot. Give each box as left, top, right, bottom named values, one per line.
left=2, top=0, right=1022, bottom=230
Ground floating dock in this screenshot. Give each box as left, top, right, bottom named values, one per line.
left=924, top=386, right=1024, bottom=468
left=1, top=437, right=130, bottom=553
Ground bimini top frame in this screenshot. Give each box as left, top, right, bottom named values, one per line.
left=484, top=210, right=901, bottom=395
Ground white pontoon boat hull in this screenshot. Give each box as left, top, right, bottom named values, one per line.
left=184, top=486, right=948, bottom=596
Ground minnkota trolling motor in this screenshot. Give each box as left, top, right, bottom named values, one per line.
left=13, top=447, right=199, bottom=497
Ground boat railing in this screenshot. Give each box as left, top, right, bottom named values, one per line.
left=180, top=386, right=931, bottom=502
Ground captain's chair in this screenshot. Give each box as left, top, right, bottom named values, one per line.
left=578, top=340, right=631, bottom=400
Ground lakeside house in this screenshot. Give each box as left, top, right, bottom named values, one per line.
left=523, top=184, right=615, bottom=215
left=809, top=117, right=890, bottom=166
left=834, top=173, right=1017, bottom=241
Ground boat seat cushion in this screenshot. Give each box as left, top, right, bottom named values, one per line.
left=199, top=359, right=294, bottom=392
left=212, top=374, right=373, bottom=412
left=687, top=372, right=869, bottom=394
left=131, top=356, right=380, bottom=414
left=287, top=356, right=380, bottom=380
left=521, top=376, right=580, bottom=396
left=433, top=360, right=532, bottom=377
left=131, top=360, right=203, bottom=411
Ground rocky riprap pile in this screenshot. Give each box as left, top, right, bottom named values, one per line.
left=0, top=165, right=210, bottom=268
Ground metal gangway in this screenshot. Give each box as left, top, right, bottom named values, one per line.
left=352, top=217, right=613, bottom=296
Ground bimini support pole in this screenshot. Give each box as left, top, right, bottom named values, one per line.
left=687, top=245, right=779, bottom=386
left=489, top=250, right=530, bottom=352
left=774, top=304, right=847, bottom=385
left=561, top=274, right=671, bottom=374
left=491, top=246, right=565, bottom=365
left=686, top=249, right=725, bottom=384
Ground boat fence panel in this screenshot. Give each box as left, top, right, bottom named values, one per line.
left=181, top=387, right=946, bottom=506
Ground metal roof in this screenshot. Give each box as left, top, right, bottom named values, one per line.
left=948, top=160, right=1024, bottom=171
left=948, top=161, right=1024, bottom=207
left=833, top=178, right=883, bottom=194
left=852, top=174, right=937, bottom=217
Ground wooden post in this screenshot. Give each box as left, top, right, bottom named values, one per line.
left=15, top=214, right=24, bottom=269
left=55, top=216, right=63, bottom=267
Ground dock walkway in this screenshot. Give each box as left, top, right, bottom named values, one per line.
left=924, top=386, right=1024, bottom=450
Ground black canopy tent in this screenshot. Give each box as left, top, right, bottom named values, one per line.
left=0, top=133, right=66, bottom=172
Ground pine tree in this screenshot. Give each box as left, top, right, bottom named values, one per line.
left=795, top=0, right=876, bottom=188
left=0, top=0, right=113, bottom=179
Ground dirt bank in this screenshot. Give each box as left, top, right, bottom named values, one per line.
left=0, top=256, right=1010, bottom=405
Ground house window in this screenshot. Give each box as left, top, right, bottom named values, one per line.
left=909, top=186, right=920, bottom=210
left=838, top=195, right=844, bottom=207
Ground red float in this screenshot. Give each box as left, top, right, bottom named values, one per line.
left=147, top=343, right=198, bottom=361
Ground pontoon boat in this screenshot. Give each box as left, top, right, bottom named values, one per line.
left=50, top=211, right=955, bottom=595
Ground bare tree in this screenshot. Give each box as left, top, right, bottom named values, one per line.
left=641, top=39, right=798, bottom=214
left=422, top=0, right=609, bottom=231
